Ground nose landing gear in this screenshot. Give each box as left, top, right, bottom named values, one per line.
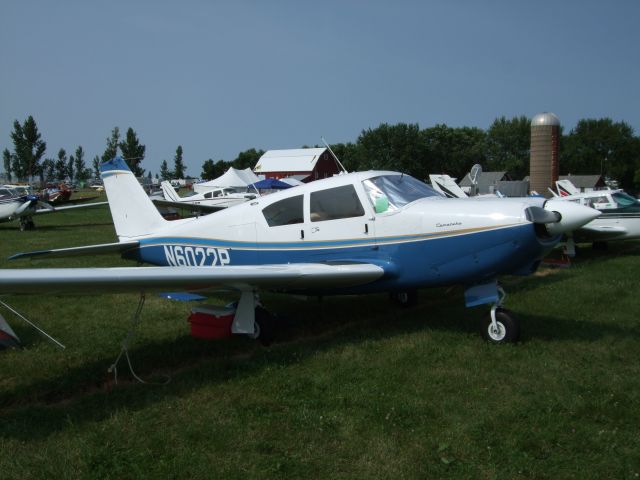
left=481, top=286, right=520, bottom=344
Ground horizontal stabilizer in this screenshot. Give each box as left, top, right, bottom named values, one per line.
left=9, top=241, right=140, bottom=261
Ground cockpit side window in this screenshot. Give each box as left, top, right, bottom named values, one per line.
left=310, top=185, right=365, bottom=222
left=262, top=194, right=304, bottom=227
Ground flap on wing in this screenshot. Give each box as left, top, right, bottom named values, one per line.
left=9, top=241, right=140, bottom=261
left=0, top=263, right=384, bottom=295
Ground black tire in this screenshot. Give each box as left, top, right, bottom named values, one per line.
left=481, top=308, right=520, bottom=344
left=254, top=306, right=276, bottom=346
left=389, top=290, right=418, bottom=308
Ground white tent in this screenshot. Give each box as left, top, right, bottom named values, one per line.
left=193, top=167, right=260, bottom=193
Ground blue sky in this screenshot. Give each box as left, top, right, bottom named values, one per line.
left=2, top=0, right=639, bottom=176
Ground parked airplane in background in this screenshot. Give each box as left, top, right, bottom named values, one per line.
left=429, top=174, right=474, bottom=198
left=550, top=179, right=640, bottom=252
left=0, top=158, right=599, bottom=344
left=152, top=180, right=258, bottom=214
left=0, top=186, right=107, bottom=230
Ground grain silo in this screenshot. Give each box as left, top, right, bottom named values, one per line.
left=530, top=112, right=560, bottom=196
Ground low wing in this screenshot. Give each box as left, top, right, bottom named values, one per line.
left=35, top=201, right=108, bottom=215
left=0, top=263, right=384, bottom=295
left=9, top=241, right=140, bottom=261
left=152, top=198, right=225, bottom=213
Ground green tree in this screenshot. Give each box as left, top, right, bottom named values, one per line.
left=73, top=146, right=89, bottom=182
left=119, top=127, right=145, bottom=176
left=55, top=148, right=67, bottom=181
left=8, top=115, right=47, bottom=181
left=484, top=116, right=531, bottom=178
left=422, top=125, right=486, bottom=180
left=160, top=159, right=172, bottom=180
left=201, top=159, right=228, bottom=180
left=2, top=149, right=12, bottom=181
left=231, top=148, right=264, bottom=170
left=67, top=154, right=75, bottom=182
left=562, top=118, right=640, bottom=188
left=102, top=127, right=120, bottom=163
left=92, top=155, right=101, bottom=179
left=173, top=145, right=186, bottom=179
left=355, top=123, right=426, bottom=178
left=41, top=158, right=55, bottom=182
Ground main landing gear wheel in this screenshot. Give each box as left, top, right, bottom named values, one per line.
left=251, top=306, right=276, bottom=346
left=481, top=308, right=520, bottom=344
left=389, top=290, right=418, bottom=308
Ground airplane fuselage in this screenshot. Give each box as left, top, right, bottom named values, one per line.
left=121, top=172, right=559, bottom=294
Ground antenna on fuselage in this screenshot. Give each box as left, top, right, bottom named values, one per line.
left=321, top=137, right=348, bottom=174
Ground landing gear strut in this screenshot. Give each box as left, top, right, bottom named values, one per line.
left=481, top=286, right=520, bottom=343
left=19, top=217, right=35, bottom=231
left=389, top=289, right=418, bottom=307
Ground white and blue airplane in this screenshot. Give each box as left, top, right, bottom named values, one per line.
left=0, top=157, right=599, bottom=344
left=0, top=185, right=107, bottom=230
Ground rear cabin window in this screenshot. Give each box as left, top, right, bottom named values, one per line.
left=310, top=185, right=365, bottom=222
left=262, top=195, right=304, bottom=227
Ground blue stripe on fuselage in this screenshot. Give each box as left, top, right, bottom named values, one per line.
left=128, top=223, right=553, bottom=294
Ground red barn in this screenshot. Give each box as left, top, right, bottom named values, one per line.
left=253, top=148, right=341, bottom=183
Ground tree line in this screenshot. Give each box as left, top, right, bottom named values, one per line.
left=327, top=118, right=640, bottom=189
left=3, top=115, right=640, bottom=189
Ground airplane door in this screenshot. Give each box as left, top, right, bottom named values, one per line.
left=306, top=184, right=377, bottom=260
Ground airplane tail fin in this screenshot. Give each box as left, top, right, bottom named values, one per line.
left=429, top=174, right=468, bottom=198
left=161, top=181, right=181, bottom=202
left=100, top=157, right=167, bottom=239
left=556, top=179, right=579, bottom=197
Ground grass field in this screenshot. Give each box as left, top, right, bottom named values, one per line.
left=1, top=197, right=639, bottom=479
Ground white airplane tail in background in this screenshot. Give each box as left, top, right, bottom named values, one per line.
left=429, top=174, right=468, bottom=198
left=556, top=179, right=579, bottom=197
left=100, top=157, right=167, bottom=239
left=161, top=181, right=181, bottom=202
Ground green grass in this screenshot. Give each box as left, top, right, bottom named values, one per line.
left=1, top=199, right=639, bottom=479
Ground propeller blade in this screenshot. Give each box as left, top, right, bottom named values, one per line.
left=15, top=200, right=35, bottom=216
left=525, top=206, right=561, bottom=224
left=37, top=201, right=55, bottom=211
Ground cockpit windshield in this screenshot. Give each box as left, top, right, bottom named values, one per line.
left=612, top=192, right=638, bottom=207
left=0, top=188, right=17, bottom=199
left=362, top=174, right=442, bottom=213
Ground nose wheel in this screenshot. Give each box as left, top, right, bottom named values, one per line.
left=481, top=286, right=520, bottom=343
left=19, top=217, right=35, bottom=231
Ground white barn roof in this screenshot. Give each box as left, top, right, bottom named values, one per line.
left=254, top=148, right=327, bottom=174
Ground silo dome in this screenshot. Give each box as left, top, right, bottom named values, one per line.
left=531, top=112, right=560, bottom=127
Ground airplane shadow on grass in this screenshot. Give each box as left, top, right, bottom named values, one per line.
left=1, top=287, right=638, bottom=442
